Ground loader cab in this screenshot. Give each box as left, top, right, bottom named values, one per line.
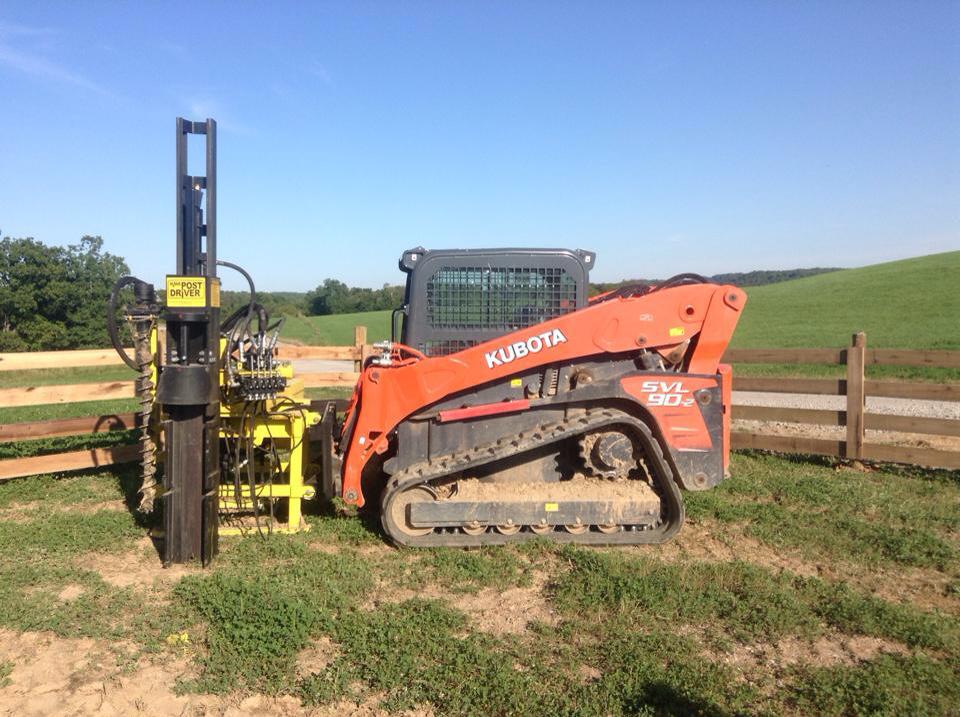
left=395, top=247, right=596, bottom=356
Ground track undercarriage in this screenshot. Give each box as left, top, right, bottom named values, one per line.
left=380, top=407, right=685, bottom=547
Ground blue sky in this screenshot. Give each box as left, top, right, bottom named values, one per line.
left=0, top=2, right=957, bottom=291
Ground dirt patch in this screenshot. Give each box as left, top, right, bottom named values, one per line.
left=57, top=584, right=85, bottom=602
left=649, top=519, right=960, bottom=615
left=711, top=633, right=910, bottom=671
left=448, top=570, right=558, bottom=636
left=646, top=519, right=821, bottom=579
left=850, top=562, right=960, bottom=616
left=296, top=636, right=340, bottom=678
left=577, top=664, right=602, bottom=684
left=78, top=537, right=201, bottom=589
left=368, top=570, right=558, bottom=636
left=0, top=629, right=431, bottom=716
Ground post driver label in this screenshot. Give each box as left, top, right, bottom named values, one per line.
left=166, top=276, right=208, bottom=307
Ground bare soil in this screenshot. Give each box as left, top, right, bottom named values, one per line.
left=366, top=569, right=558, bottom=636
left=711, top=633, right=910, bottom=671
left=0, top=630, right=432, bottom=717
left=78, top=537, right=201, bottom=589
left=649, top=519, right=960, bottom=615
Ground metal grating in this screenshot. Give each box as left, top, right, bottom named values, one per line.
left=425, top=266, right=578, bottom=335
left=420, top=339, right=478, bottom=355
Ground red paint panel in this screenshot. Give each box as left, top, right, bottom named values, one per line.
left=621, top=375, right=717, bottom=451
left=438, top=399, right=531, bottom=423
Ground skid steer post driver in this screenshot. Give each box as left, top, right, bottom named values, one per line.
left=109, top=118, right=746, bottom=563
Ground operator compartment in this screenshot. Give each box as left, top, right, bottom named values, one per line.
left=396, top=246, right=596, bottom=356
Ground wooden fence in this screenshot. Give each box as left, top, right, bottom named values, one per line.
left=727, top=333, right=960, bottom=469
left=0, top=326, right=369, bottom=480
left=0, top=329, right=957, bottom=480
left=0, top=325, right=369, bottom=407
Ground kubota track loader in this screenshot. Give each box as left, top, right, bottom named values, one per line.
left=335, top=247, right=746, bottom=546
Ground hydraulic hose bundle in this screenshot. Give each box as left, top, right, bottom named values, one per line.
left=107, top=276, right=161, bottom=511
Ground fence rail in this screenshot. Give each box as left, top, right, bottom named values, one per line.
left=0, top=325, right=371, bottom=372
left=0, top=329, right=958, bottom=480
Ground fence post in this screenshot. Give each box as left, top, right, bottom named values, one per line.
left=354, top=325, right=368, bottom=372
left=846, top=332, right=866, bottom=460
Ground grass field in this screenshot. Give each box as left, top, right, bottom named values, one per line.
left=0, top=454, right=956, bottom=714
left=1, top=252, right=959, bottom=713
left=728, top=250, right=960, bottom=350
left=281, top=310, right=392, bottom=346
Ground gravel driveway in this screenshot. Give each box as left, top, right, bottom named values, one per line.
left=733, top=391, right=960, bottom=420
left=290, top=359, right=356, bottom=374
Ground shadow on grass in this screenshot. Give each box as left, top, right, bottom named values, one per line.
left=734, top=448, right=960, bottom=483
left=112, top=463, right=165, bottom=563
left=626, top=682, right=733, bottom=717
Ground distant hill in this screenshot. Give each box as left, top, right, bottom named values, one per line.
left=731, top=251, right=960, bottom=349
left=709, top=268, right=840, bottom=287
left=590, top=267, right=839, bottom=295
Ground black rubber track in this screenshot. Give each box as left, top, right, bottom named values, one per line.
left=380, top=407, right=684, bottom=547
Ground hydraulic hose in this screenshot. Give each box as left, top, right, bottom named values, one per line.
left=216, top=259, right=257, bottom=386
left=107, top=275, right=145, bottom=370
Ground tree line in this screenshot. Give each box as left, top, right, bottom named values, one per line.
left=0, top=234, right=840, bottom=351
left=0, top=235, right=128, bottom=351
left=590, top=267, right=838, bottom=295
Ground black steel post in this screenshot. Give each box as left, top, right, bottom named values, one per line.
left=157, top=118, right=221, bottom=566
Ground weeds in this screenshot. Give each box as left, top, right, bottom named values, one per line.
left=789, top=654, right=960, bottom=716
left=414, top=547, right=533, bottom=593
left=552, top=548, right=958, bottom=650
left=0, top=430, right=136, bottom=460
left=686, top=453, right=959, bottom=570
left=0, top=563, right=133, bottom=638
left=173, top=547, right=371, bottom=693
left=0, top=452, right=957, bottom=715
left=0, top=470, right=126, bottom=509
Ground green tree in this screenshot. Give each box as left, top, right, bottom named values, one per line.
left=307, top=279, right=350, bottom=315
left=0, top=235, right=129, bottom=351
left=305, top=279, right=404, bottom=315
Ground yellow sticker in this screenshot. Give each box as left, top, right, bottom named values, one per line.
left=669, top=326, right=685, bottom=337
left=166, top=276, right=207, bottom=307
left=209, top=278, right=220, bottom=308
left=510, top=378, right=522, bottom=388
left=544, top=502, right=559, bottom=512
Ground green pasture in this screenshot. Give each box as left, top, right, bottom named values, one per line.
left=0, top=454, right=956, bottom=714
left=729, top=250, right=960, bottom=350
left=281, top=310, right=392, bottom=346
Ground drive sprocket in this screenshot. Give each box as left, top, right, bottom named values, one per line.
left=579, top=429, right=639, bottom=478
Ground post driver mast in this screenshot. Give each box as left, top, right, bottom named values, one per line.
left=155, top=118, right=221, bottom=565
